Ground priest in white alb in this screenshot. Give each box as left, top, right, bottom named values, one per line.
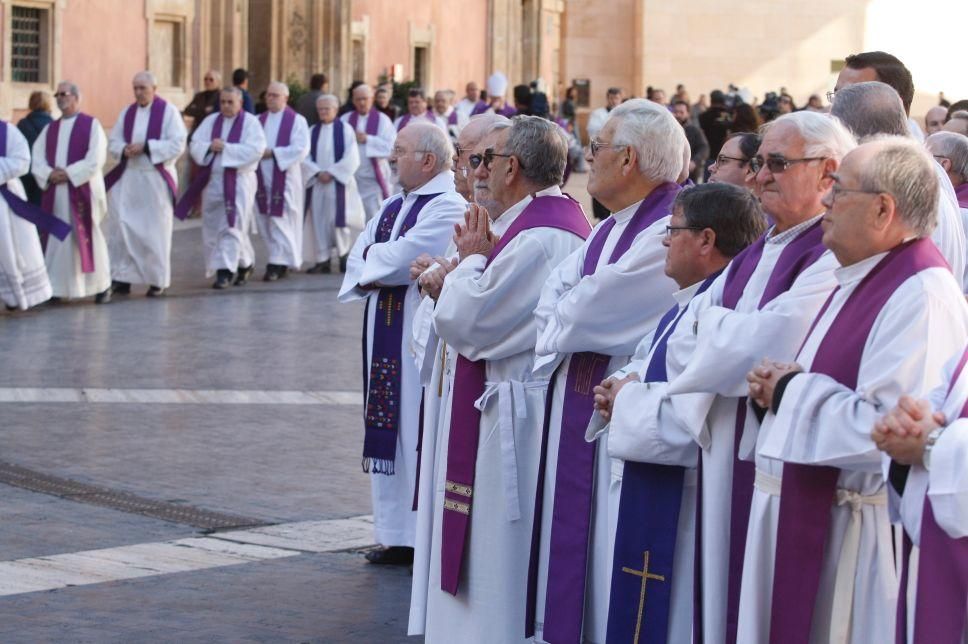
left=31, top=81, right=111, bottom=303
left=105, top=71, right=186, bottom=297
left=254, top=81, right=310, bottom=282
left=340, top=84, right=395, bottom=221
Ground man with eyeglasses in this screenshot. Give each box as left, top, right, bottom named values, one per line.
left=653, top=111, right=853, bottom=643
left=105, top=71, right=187, bottom=298
left=925, top=131, right=968, bottom=288
left=340, top=84, right=396, bottom=222
left=184, top=70, right=221, bottom=140
left=31, top=81, right=112, bottom=304
left=707, top=132, right=759, bottom=189
left=745, top=137, right=968, bottom=643
left=591, top=183, right=765, bottom=643
left=339, top=122, right=465, bottom=569
left=419, top=116, right=588, bottom=642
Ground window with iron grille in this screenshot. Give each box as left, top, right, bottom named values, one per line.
left=11, top=5, right=49, bottom=83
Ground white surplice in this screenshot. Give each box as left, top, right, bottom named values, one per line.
left=31, top=114, right=111, bottom=299
left=662, top=214, right=840, bottom=644
left=338, top=170, right=465, bottom=548
left=931, top=162, right=966, bottom=291
left=189, top=111, right=266, bottom=276
left=302, top=120, right=364, bottom=264
left=255, top=109, right=309, bottom=268
left=740, top=257, right=968, bottom=644
left=455, top=98, right=478, bottom=123
left=0, top=121, right=50, bottom=309
left=421, top=187, right=586, bottom=644
left=530, top=199, right=676, bottom=644
left=339, top=109, right=395, bottom=221
left=106, top=100, right=186, bottom=289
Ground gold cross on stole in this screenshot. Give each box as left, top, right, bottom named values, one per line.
left=621, top=550, right=666, bottom=644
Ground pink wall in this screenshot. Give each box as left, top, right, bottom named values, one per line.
left=60, top=0, right=148, bottom=127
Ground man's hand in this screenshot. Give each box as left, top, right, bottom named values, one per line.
left=355, top=131, right=367, bottom=144
left=48, top=168, right=69, bottom=185
left=262, top=148, right=274, bottom=159
left=872, top=396, right=946, bottom=466
left=593, top=373, right=639, bottom=422
left=409, top=253, right=434, bottom=281
left=454, top=204, right=498, bottom=261
left=747, top=358, right=803, bottom=410
left=317, top=171, right=334, bottom=184
left=210, top=138, right=225, bottom=153
left=419, top=256, right=458, bottom=301
left=123, top=142, right=145, bottom=158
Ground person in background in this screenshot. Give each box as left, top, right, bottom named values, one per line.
left=232, top=68, right=255, bottom=114
left=730, top=102, right=762, bottom=134
left=375, top=86, right=398, bottom=121
left=17, top=91, right=53, bottom=205
left=184, top=70, right=221, bottom=139
left=296, top=73, right=329, bottom=126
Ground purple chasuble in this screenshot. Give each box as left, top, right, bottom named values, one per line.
left=103, top=96, right=177, bottom=204
left=538, top=182, right=680, bottom=643
left=42, top=113, right=96, bottom=273
left=173, top=113, right=246, bottom=225
left=955, top=183, right=968, bottom=210
left=361, top=192, right=442, bottom=474
left=0, top=122, right=70, bottom=240
left=255, top=107, right=296, bottom=217
left=714, top=218, right=827, bottom=644
left=307, top=121, right=347, bottom=228
left=347, top=109, right=390, bottom=200
left=769, top=238, right=948, bottom=644
left=396, top=110, right=436, bottom=132
left=440, top=195, right=591, bottom=596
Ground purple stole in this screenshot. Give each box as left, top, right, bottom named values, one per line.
left=769, top=238, right=948, bottom=644
left=0, top=121, right=70, bottom=241
left=470, top=100, right=490, bottom=116
left=173, top=114, right=246, bottom=225
left=955, top=182, right=968, bottom=210
left=42, top=113, right=95, bottom=272
left=439, top=195, right=591, bottom=596
left=713, top=218, right=827, bottom=644
left=470, top=101, right=517, bottom=118
left=396, top=109, right=436, bottom=132
left=255, top=107, right=297, bottom=217
left=307, top=121, right=347, bottom=227
left=347, top=109, right=389, bottom=200
left=447, top=110, right=459, bottom=127
left=536, top=183, right=680, bottom=643
left=361, top=192, right=442, bottom=474
left=103, top=96, right=177, bottom=204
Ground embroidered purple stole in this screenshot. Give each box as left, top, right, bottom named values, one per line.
left=347, top=109, right=389, bottom=200
left=307, top=121, right=347, bottom=228
left=42, top=113, right=95, bottom=272
left=103, top=96, right=177, bottom=204
left=255, top=107, right=296, bottom=217
left=536, top=183, right=680, bottom=643
left=396, top=110, right=436, bottom=132
left=714, top=218, right=827, bottom=644
left=955, top=183, right=968, bottom=210
left=173, top=113, right=246, bottom=225
left=769, top=238, right=948, bottom=644
left=0, top=122, right=70, bottom=241
left=362, top=192, right=442, bottom=474
left=439, top=195, right=591, bottom=596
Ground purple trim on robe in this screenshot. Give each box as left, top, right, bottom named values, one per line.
left=41, top=113, right=95, bottom=273
left=470, top=100, right=490, bottom=116
left=470, top=100, right=517, bottom=118
left=255, top=107, right=296, bottom=217
left=348, top=109, right=390, bottom=200
left=440, top=195, right=591, bottom=597
left=173, top=113, right=245, bottom=224
left=447, top=110, right=459, bottom=126
left=0, top=121, right=70, bottom=240
left=769, top=238, right=949, bottom=644
left=104, top=96, right=177, bottom=204
left=955, top=182, right=968, bottom=210
left=306, top=122, right=347, bottom=228
left=396, top=109, right=436, bottom=132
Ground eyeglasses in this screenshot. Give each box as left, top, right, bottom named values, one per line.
left=468, top=149, right=516, bottom=170
left=664, top=225, right=703, bottom=237
left=454, top=143, right=470, bottom=158
left=829, top=185, right=882, bottom=204
left=589, top=138, right=627, bottom=157
left=53, top=92, right=73, bottom=98
left=714, top=154, right=748, bottom=167
left=391, top=146, right=433, bottom=157
left=750, top=156, right=825, bottom=174
left=826, top=90, right=836, bottom=103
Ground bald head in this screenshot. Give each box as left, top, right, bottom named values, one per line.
left=453, top=113, right=509, bottom=199
left=925, top=105, right=948, bottom=135
left=265, top=81, right=289, bottom=112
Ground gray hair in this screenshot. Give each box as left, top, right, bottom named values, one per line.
left=352, top=84, right=372, bottom=98
left=409, top=122, right=453, bottom=173
left=760, top=111, right=856, bottom=161
left=205, top=70, right=222, bottom=84
left=926, top=131, right=968, bottom=181
left=221, top=86, right=243, bottom=99
left=316, top=93, right=339, bottom=107
left=858, top=136, right=939, bottom=237
left=830, top=81, right=908, bottom=139
left=57, top=81, right=80, bottom=98
left=504, top=115, right=568, bottom=187
left=607, top=98, right=687, bottom=183
left=267, top=81, right=289, bottom=96
left=133, top=71, right=156, bottom=86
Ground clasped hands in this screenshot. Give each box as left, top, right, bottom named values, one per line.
left=593, top=373, right=639, bottom=422
left=210, top=138, right=225, bottom=153
left=746, top=358, right=803, bottom=410
left=48, top=168, right=69, bottom=185
left=872, top=395, right=945, bottom=467
left=411, top=253, right=457, bottom=301
left=123, top=142, right=145, bottom=158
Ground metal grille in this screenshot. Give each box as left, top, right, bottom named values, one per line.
left=11, top=6, right=44, bottom=83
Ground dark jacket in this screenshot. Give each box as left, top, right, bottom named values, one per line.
left=17, top=110, right=52, bottom=205
left=698, top=105, right=732, bottom=158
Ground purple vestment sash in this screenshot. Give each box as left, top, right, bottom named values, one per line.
left=104, top=96, right=177, bottom=204
left=307, top=121, right=347, bottom=228
left=173, top=113, right=246, bottom=225
left=42, top=113, right=95, bottom=272
left=0, top=121, right=70, bottom=240
left=362, top=192, right=442, bottom=474
left=714, top=218, right=827, bottom=644
left=447, top=110, right=459, bottom=126
left=955, top=183, right=968, bottom=210
left=539, top=183, right=680, bottom=643
left=255, top=107, right=296, bottom=217
left=770, top=238, right=948, bottom=644
left=470, top=100, right=517, bottom=118
left=347, top=109, right=389, bottom=200
left=440, top=195, right=591, bottom=596
left=396, top=109, right=436, bottom=132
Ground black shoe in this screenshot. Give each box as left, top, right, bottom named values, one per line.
left=277, top=266, right=289, bottom=279
left=306, top=262, right=331, bottom=274
left=111, top=280, right=131, bottom=295
left=263, top=264, right=280, bottom=282
left=234, top=264, right=254, bottom=286
left=339, top=254, right=348, bottom=273
left=146, top=286, right=165, bottom=297
left=364, top=546, right=414, bottom=566
left=94, top=288, right=112, bottom=304
left=48, top=296, right=61, bottom=304
left=5, top=304, right=17, bottom=311
left=213, top=269, right=233, bottom=290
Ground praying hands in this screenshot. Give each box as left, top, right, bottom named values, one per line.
left=872, top=395, right=946, bottom=467
left=210, top=138, right=225, bottom=153
left=454, top=204, right=499, bottom=261
left=593, top=373, right=639, bottom=421
left=746, top=358, right=803, bottom=410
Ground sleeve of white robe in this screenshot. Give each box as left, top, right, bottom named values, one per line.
left=931, top=163, right=966, bottom=291
left=189, top=115, right=216, bottom=166
left=64, top=120, right=106, bottom=190
left=759, top=272, right=968, bottom=472
left=606, top=380, right=701, bottom=468
left=220, top=115, right=266, bottom=168
left=666, top=250, right=839, bottom=398
left=337, top=210, right=379, bottom=303
left=30, top=124, right=53, bottom=189
left=0, top=124, right=31, bottom=182
left=929, top=419, right=968, bottom=537
left=107, top=107, right=127, bottom=162
left=362, top=113, right=395, bottom=158
left=146, top=103, right=188, bottom=166
left=271, top=114, right=309, bottom=171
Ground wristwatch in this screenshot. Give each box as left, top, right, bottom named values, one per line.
left=922, top=426, right=946, bottom=471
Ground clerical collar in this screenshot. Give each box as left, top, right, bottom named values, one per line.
left=61, top=112, right=79, bottom=120
left=610, top=199, right=641, bottom=223
left=673, top=279, right=704, bottom=306
left=833, top=249, right=889, bottom=287
left=765, top=211, right=824, bottom=245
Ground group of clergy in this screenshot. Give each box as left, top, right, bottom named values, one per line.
left=339, top=51, right=968, bottom=644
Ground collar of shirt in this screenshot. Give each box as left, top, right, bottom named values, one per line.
left=833, top=248, right=888, bottom=288
left=404, top=169, right=457, bottom=198
left=765, top=211, right=824, bottom=245
left=673, top=279, right=704, bottom=306
left=610, top=198, right=642, bottom=224
left=493, top=184, right=564, bottom=230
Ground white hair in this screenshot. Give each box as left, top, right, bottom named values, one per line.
left=352, top=84, right=372, bottom=98
left=607, top=98, right=687, bottom=183
left=57, top=81, right=80, bottom=98
left=761, top=111, right=857, bottom=161
left=926, top=131, right=968, bottom=181
left=133, top=71, right=156, bottom=86
left=221, top=86, right=243, bottom=99
left=316, top=93, right=339, bottom=107
left=409, top=122, right=454, bottom=173
left=267, top=81, right=289, bottom=96
left=858, top=136, right=939, bottom=237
